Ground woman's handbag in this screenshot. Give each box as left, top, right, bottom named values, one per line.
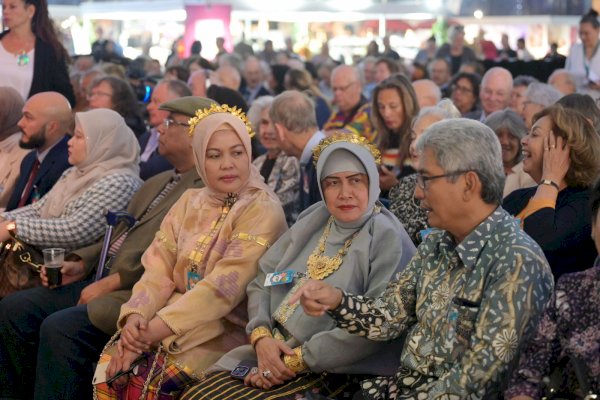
left=0, top=237, right=44, bottom=297
left=93, top=332, right=196, bottom=400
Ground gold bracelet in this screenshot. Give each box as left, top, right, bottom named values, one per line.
left=283, top=346, right=307, bottom=373
left=250, top=326, right=272, bottom=347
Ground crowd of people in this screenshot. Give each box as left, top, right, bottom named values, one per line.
left=0, top=0, right=599, bottom=399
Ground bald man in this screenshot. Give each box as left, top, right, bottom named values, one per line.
left=211, top=65, right=241, bottom=92
left=188, top=70, right=207, bottom=97
left=323, top=65, right=375, bottom=141
left=478, top=67, right=513, bottom=121
left=5, top=92, right=73, bottom=211
left=412, top=79, right=442, bottom=108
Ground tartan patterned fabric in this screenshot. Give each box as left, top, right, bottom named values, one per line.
left=181, top=371, right=357, bottom=400
left=2, top=173, right=141, bottom=252
left=95, top=351, right=195, bottom=400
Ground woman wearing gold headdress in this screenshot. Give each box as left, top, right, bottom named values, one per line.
left=180, top=134, right=416, bottom=399
left=101, top=105, right=287, bottom=396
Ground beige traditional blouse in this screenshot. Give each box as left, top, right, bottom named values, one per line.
left=0, top=133, right=28, bottom=209
left=118, top=187, right=287, bottom=377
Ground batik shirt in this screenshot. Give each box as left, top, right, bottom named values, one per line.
left=329, top=207, right=554, bottom=399
left=505, top=260, right=600, bottom=399
left=323, top=100, right=376, bottom=142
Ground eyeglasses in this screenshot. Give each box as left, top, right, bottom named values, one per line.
left=87, top=91, right=112, bottom=100
left=106, top=354, right=148, bottom=389
left=451, top=84, right=473, bottom=95
left=415, top=170, right=470, bottom=190
left=162, top=118, right=190, bottom=129
left=332, top=81, right=357, bottom=92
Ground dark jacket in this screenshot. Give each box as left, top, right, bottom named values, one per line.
left=0, top=31, right=75, bottom=106
left=5, top=135, right=70, bottom=211
left=503, top=186, right=597, bottom=279
left=138, top=130, right=173, bottom=180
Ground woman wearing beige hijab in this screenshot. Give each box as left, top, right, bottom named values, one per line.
left=0, top=87, right=29, bottom=210
left=102, top=106, right=287, bottom=397
left=0, top=108, right=142, bottom=252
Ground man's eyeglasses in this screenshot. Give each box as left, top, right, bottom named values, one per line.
left=416, top=170, right=470, bottom=190
left=451, top=84, right=473, bottom=95
left=332, top=81, right=357, bottom=92
left=162, top=118, right=190, bottom=129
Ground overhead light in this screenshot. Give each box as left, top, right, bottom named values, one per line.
left=473, top=9, right=483, bottom=19
left=427, top=0, right=443, bottom=10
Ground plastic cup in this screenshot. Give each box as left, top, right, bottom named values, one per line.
left=43, top=248, right=65, bottom=286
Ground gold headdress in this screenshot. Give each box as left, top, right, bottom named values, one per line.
left=187, top=104, right=255, bottom=138
left=312, top=132, right=381, bottom=166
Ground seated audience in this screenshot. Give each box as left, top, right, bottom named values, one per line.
left=548, top=68, right=577, bottom=95
left=6, top=92, right=72, bottom=211
left=271, top=90, right=325, bottom=215
left=139, top=79, right=192, bottom=180
left=323, top=65, right=375, bottom=141
left=102, top=105, right=287, bottom=396
left=388, top=99, right=460, bottom=245
left=374, top=57, right=400, bottom=83
left=510, top=75, right=538, bottom=116
left=521, top=83, right=563, bottom=130
left=449, top=72, right=481, bottom=117
left=0, top=87, right=28, bottom=209
left=505, top=179, right=600, bottom=399
left=557, top=93, right=600, bottom=133
left=427, top=57, right=452, bottom=96
left=268, top=64, right=290, bottom=95
left=88, top=75, right=146, bottom=136
left=211, top=65, right=242, bottom=92
left=504, top=105, right=600, bottom=279
left=248, top=96, right=299, bottom=225
left=0, top=97, right=214, bottom=399
left=188, top=70, right=207, bottom=97
left=0, top=108, right=142, bottom=294
left=292, top=118, right=554, bottom=399
left=371, top=75, right=420, bottom=194
left=242, top=56, right=271, bottom=105
left=484, top=109, right=536, bottom=197
left=412, top=79, right=442, bottom=108
left=284, top=68, right=331, bottom=129
left=181, top=134, right=416, bottom=399
left=164, top=65, right=190, bottom=83
left=477, top=67, right=513, bottom=121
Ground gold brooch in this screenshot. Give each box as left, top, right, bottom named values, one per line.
left=312, top=132, right=381, bottom=166
left=187, top=103, right=255, bottom=138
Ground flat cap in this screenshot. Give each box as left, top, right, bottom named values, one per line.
left=159, top=96, right=218, bottom=117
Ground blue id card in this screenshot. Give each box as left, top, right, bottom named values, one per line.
left=420, top=228, right=433, bottom=241
left=187, top=271, right=202, bottom=290
left=264, top=270, right=295, bottom=287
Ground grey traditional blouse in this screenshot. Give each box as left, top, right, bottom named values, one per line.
left=329, top=207, right=554, bottom=399
left=213, top=201, right=416, bottom=376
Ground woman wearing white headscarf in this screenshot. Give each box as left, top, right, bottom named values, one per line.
left=0, top=108, right=142, bottom=251
left=181, top=133, right=416, bottom=400
left=0, top=86, right=29, bottom=209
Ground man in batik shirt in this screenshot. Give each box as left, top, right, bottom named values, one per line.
left=291, top=118, right=554, bottom=399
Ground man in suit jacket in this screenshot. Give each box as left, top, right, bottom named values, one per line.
left=0, top=97, right=215, bottom=400
left=5, top=92, right=72, bottom=211
left=139, top=79, right=192, bottom=180
left=270, top=90, right=324, bottom=216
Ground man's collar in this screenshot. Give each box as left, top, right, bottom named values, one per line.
left=436, top=206, right=505, bottom=269
left=300, top=130, right=326, bottom=165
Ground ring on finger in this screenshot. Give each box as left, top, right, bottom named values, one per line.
left=250, top=367, right=258, bottom=375
left=262, top=369, right=272, bottom=378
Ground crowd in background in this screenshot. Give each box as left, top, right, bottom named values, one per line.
left=0, top=0, right=600, bottom=399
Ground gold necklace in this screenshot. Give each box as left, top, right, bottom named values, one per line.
left=306, top=216, right=360, bottom=280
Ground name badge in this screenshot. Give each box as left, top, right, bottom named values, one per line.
left=264, top=270, right=295, bottom=287
left=420, top=228, right=433, bottom=241
left=187, top=270, right=202, bottom=290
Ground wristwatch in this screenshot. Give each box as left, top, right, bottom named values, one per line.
left=540, top=179, right=559, bottom=191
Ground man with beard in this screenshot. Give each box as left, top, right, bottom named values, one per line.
left=5, top=92, right=72, bottom=211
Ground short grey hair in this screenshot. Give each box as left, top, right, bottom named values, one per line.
left=270, top=90, right=317, bottom=133
left=416, top=98, right=461, bottom=122
left=416, top=118, right=505, bottom=204
left=158, top=79, right=192, bottom=98
left=485, top=108, right=527, bottom=140
left=247, top=95, right=274, bottom=133
left=548, top=68, right=576, bottom=88
left=524, top=82, right=562, bottom=106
